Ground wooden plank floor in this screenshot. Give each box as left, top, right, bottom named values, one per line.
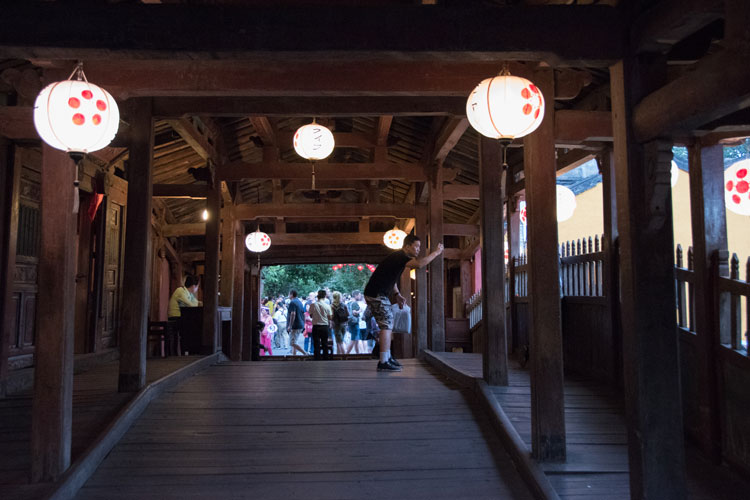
left=75, top=359, right=534, bottom=500
left=432, top=352, right=750, bottom=500
left=0, top=356, right=197, bottom=490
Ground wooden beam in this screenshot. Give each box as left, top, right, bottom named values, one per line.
left=219, top=207, right=235, bottom=308
left=118, top=98, right=153, bottom=393
left=230, top=221, right=245, bottom=361
left=162, top=222, right=206, bottom=237
left=249, top=117, right=276, bottom=146
left=152, top=184, right=210, bottom=199
left=30, top=145, right=76, bottom=481
left=166, top=118, right=218, bottom=162
left=443, top=184, right=479, bottom=200
left=633, top=0, right=723, bottom=53
left=375, top=116, right=393, bottom=146
left=479, top=137, right=508, bottom=386
left=554, top=110, right=613, bottom=145
left=523, top=68, right=566, bottom=462
left=151, top=96, right=466, bottom=118
left=220, top=180, right=233, bottom=205
left=443, top=223, right=479, bottom=237
left=0, top=105, right=35, bottom=139
left=433, top=117, right=470, bottom=163
left=218, top=161, right=427, bottom=182
left=202, top=183, right=221, bottom=354
left=415, top=205, right=428, bottom=356
left=234, top=203, right=415, bottom=220
left=283, top=180, right=370, bottom=192
left=270, top=232, right=384, bottom=246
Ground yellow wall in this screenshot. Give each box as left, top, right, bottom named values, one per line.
left=556, top=173, right=749, bottom=270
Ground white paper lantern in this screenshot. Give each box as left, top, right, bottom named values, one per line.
left=34, top=73, right=119, bottom=154
left=466, top=72, right=545, bottom=140
left=245, top=229, right=272, bottom=252
left=383, top=228, right=407, bottom=250
left=293, top=122, right=335, bottom=160
left=671, top=160, right=679, bottom=188
left=556, top=185, right=577, bottom=222
left=725, top=159, right=750, bottom=216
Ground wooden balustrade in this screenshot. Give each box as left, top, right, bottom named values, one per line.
left=718, top=253, right=750, bottom=352
left=466, top=291, right=483, bottom=331
left=559, top=235, right=605, bottom=297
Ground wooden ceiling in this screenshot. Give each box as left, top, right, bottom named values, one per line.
left=0, top=0, right=740, bottom=255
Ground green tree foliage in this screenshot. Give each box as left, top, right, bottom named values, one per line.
left=261, top=263, right=372, bottom=299
left=673, top=138, right=750, bottom=170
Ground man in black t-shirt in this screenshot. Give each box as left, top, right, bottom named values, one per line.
left=364, top=234, right=444, bottom=372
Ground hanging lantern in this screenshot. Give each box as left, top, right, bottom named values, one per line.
left=556, top=185, right=577, bottom=222
left=201, top=209, right=209, bottom=221
left=383, top=228, right=407, bottom=250
left=293, top=122, right=335, bottom=160
left=725, top=159, right=750, bottom=216
left=357, top=265, right=364, bottom=271
left=671, top=160, right=679, bottom=188
left=245, top=228, right=272, bottom=252
left=466, top=68, right=545, bottom=140
left=33, top=63, right=120, bottom=154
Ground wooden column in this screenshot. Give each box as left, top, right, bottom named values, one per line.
left=428, top=165, right=445, bottom=352
left=241, top=268, right=253, bottom=361
left=479, top=136, right=508, bottom=385
left=507, top=194, right=521, bottom=354
left=414, top=204, right=428, bottom=356
left=599, top=149, right=622, bottom=387
left=219, top=206, right=235, bottom=308
left=30, top=145, right=77, bottom=481
left=230, top=220, right=245, bottom=361
left=202, top=183, right=221, bottom=354
left=0, top=138, right=14, bottom=397
left=523, top=68, right=565, bottom=461
left=459, top=259, right=472, bottom=313
left=688, top=143, right=728, bottom=462
left=119, top=99, right=154, bottom=393
left=249, top=262, right=261, bottom=361
left=610, top=59, right=686, bottom=499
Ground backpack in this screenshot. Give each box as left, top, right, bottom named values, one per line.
left=334, top=303, right=349, bottom=324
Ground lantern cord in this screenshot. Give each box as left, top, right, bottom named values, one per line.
left=67, top=62, right=88, bottom=82
left=498, top=138, right=512, bottom=170
left=311, top=162, right=316, bottom=190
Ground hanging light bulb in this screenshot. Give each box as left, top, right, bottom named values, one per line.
left=201, top=209, right=209, bottom=221
left=383, top=228, right=407, bottom=249
left=34, top=63, right=120, bottom=154
left=556, top=185, right=577, bottom=222
left=466, top=67, right=545, bottom=141
left=245, top=227, right=272, bottom=252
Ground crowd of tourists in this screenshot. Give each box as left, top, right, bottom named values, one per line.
left=258, top=288, right=383, bottom=358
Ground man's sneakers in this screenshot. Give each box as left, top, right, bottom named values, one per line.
left=388, top=357, right=402, bottom=367
left=377, top=359, right=402, bottom=372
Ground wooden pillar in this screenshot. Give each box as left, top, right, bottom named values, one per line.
left=202, top=183, right=221, bottom=354
left=249, top=262, right=260, bottom=361
left=428, top=166, right=445, bottom=352
left=479, top=136, right=508, bottom=385
left=507, top=194, right=521, bottom=354
left=610, top=59, right=686, bottom=499
left=119, top=99, right=154, bottom=393
left=0, top=138, right=14, bottom=398
left=599, top=149, right=622, bottom=387
left=219, top=206, right=235, bottom=308
left=30, top=145, right=77, bottom=481
left=688, top=143, right=728, bottom=462
left=459, top=259, right=472, bottom=313
left=414, top=204, right=428, bottom=356
left=230, top=220, right=245, bottom=361
left=393, top=270, right=413, bottom=358
left=523, top=68, right=566, bottom=461
left=241, top=268, right=253, bottom=361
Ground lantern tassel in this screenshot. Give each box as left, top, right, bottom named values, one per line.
left=69, top=152, right=84, bottom=214
left=311, top=162, right=316, bottom=190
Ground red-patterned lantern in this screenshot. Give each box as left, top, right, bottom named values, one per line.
left=383, top=228, right=407, bottom=249
left=33, top=64, right=120, bottom=154
left=245, top=228, right=271, bottom=253
left=357, top=265, right=364, bottom=271
left=725, top=159, right=750, bottom=216
left=556, top=185, right=577, bottom=222
left=466, top=68, right=545, bottom=140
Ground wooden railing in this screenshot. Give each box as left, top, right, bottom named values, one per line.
left=719, top=253, right=750, bottom=352
left=560, top=235, right=605, bottom=297
left=674, top=244, right=696, bottom=333
left=513, top=254, right=528, bottom=298
left=467, top=291, right=482, bottom=331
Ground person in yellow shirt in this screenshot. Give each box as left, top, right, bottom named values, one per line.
left=168, top=275, right=202, bottom=320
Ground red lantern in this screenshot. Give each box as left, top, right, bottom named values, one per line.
left=357, top=265, right=364, bottom=271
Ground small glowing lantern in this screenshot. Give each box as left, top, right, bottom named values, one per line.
left=556, top=185, right=577, bottom=222
left=466, top=68, right=545, bottom=141
left=293, top=122, right=335, bottom=160
left=357, top=265, right=364, bottom=271
left=410, top=269, right=416, bottom=280
left=33, top=63, right=119, bottom=154
left=383, top=228, right=407, bottom=249
left=201, top=209, right=209, bottom=221
left=725, top=159, right=750, bottom=216
left=245, top=228, right=272, bottom=253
